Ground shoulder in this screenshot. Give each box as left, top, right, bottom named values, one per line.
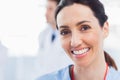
left=107, top=67, right=120, bottom=80
left=36, top=65, right=71, bottom=80
left=38, top=26, right=52, bottom=43
left=39, top=27, right=51, bottom=36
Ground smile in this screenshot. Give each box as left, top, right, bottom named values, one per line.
left=72, top=48, right=90, bottom=55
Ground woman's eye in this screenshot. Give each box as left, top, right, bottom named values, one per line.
left=60, top=30, right=70, bottom=36
left=81, top=25, right=91, bottom=31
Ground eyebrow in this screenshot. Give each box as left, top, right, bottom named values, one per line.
left=76, top=20, right=90, bottom=26
left=59, top=20, right=90, bottom=29
left=59, top=25, right=69, bottom=29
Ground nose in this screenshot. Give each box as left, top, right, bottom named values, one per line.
left=71, top=32, right=83, bottom=48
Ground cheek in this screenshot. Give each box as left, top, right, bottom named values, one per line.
left=87, top=32, right=103, bottom=47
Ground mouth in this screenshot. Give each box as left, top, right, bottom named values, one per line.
left=71, top=48, right=90, bottom=55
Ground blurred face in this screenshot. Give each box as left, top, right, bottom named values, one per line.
left=46, top=0, right=57, bottom=25
left=57, top=4, right=109, bottom=66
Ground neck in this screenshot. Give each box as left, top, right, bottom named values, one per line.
left=74, top=54, right=107, bottom=80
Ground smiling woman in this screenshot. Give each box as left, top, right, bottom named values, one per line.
left=37, top=0, right=120, bottom=80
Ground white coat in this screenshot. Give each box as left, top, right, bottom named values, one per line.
left=37, top=24, right=72, bottom=75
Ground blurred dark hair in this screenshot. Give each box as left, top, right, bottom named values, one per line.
left=55, top=0, right=118, bottom=70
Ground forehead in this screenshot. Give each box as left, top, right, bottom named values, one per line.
left=57, top=3, right=97, bottom=27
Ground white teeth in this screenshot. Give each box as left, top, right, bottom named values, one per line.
left=73, top=48, right=89, bottom=55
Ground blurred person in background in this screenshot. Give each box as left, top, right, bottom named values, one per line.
left=36, top=0, right=72, bottom=76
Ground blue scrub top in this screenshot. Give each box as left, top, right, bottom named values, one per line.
left=36, top=65, right=120, bottom=80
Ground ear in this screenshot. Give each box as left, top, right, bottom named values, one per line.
left=103, top=21, right=109, bottom=39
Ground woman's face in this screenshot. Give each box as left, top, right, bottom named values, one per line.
left=57, top=4, right=109, bottom=66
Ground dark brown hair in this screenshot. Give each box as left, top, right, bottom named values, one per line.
left=104, top=51, right=118, bottom=70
